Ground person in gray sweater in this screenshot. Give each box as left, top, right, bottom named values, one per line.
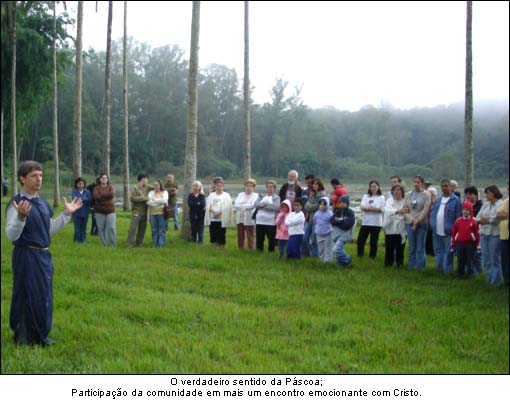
left=403, top=175, right=431, bottom=270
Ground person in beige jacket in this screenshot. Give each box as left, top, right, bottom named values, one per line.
left=126, top=174, right=149, bottom=247
left=147, top=180, right=169, bottom=247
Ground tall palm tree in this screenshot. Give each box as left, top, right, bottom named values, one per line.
left=181, top=0, right=200, bottom=240
left=243, top=0, right=251, bottom=180
left=1, top=110, right=4, bottom=186
left=464, top=0, right=473, bottom=186
left=122, top=0, right=130, bottom=211
left=72, top=0, right=83, bottom=179
left=102, top=0, right=113, bottom=176
left=52, top=1, right=60, bottom=207
left=8, top=1, right=17, bottom=195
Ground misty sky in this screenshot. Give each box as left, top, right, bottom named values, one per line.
left=64, top=1, right=509, bottom=111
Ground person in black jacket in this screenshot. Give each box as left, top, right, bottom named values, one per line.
left=86, top=176, right=99, bottom=236
left=188, top=181, right=206, bottom=244
left=331, top=194, right=356, bottom=267
left=279, top=169, right=303, bottom=203
left=464, top=186, right=483, bottom=217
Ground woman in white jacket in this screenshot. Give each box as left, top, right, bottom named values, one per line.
left=147, top=180, right=169, bottom=247
left=234, top=179, right=258, bottom=249
left=205, top=179, right=234, bottom=248
left=383, top=184, right=407, bottom=267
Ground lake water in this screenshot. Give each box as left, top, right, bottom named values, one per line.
left=37, top=182, right=373, bottom=209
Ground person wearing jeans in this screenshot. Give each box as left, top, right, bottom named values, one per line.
left=496, top=189, right=509, bottom=288
left=403, top=176, right=432, bottom=269
left=331, top=195, right=355, bottom=267
left=93, top=173, right=117, bottom=247
left=165, top=174, right=180, bottom=231
left=147, top=180, right=169, bottom=247
left=429, top=178, right=462, bottom=273
left=304, top=178, right=327, bottom=257
left=71, top=177, right=91, bottom=243
left=477, top=185, right=503, bottom=285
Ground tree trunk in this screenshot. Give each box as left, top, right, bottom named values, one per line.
left=181, top=1, right=200, bottom=240
left=243, top=0, right=251, bottom=180
left=102, top=0, right=113, bottom=177
left=72, top=1, right=83, bottom=179
left=122, top=0, right=130, bottom=211
left=1, top=109, right=4, bottom=185
left=52, top=2, right=60, bottom=207
left=9, top=1, right=18, bottom=196
left=464, top=0, right=474, bottom=186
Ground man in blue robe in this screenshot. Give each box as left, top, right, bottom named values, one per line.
left=6, top=161, right=82, bottom=346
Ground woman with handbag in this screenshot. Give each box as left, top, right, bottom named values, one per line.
left=147, top=180, right=169, bottom=247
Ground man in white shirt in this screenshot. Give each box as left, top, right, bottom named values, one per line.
left=430, top=178, right=462, bottom=273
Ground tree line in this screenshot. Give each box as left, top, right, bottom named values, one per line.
left=1, top=2, right=508, bottom=188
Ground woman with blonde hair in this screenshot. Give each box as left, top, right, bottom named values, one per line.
left=147, top=180, right=169, bottom=247
left=205, top=178, right=234, bottom=248
left=188, top=181, right=206, bottom=244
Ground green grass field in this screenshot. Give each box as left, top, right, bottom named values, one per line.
left=1, top=200, right=508, bottom=374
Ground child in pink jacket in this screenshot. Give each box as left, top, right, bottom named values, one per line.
left=276, top=200, right=292, bottom=258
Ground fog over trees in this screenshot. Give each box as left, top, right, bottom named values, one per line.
left=1, top=2, right=508, bottom=186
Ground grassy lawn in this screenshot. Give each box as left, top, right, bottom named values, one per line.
left=1, top=200, right=508, bottom=374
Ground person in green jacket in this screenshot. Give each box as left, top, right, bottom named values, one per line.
left=165, top=173, right=180, bottom=230
left=126, top=174, right=149, bottom=247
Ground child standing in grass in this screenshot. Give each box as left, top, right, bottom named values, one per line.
left=276, top=200, right=292, bottom=258
left=285, top=198, right=305, bottom=259
left=314, top=197, right=334, bottom=263
left=451, top=201, right=480, bottom=278
left=331, top=195, right=355, bottom=268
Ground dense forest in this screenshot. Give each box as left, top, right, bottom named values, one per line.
left=2, top=3, right=508, bottom=185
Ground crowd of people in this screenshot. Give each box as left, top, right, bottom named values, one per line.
left=66, top=169, right=509, bottom=289
left=4, top=161, right=508, bottom=346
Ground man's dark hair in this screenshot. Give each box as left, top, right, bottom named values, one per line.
left=305, top=175, right=315, bottom=181
left=330, top=178, right=340, bottom=186
left=17, top=160, right=42, bottom=184
left=414, top=175, right=425, bottom=184
left=137, top=174, right=147, bottom=182
left=293, top=198, right=303, bottom=207
left=464, top=186, right=478, bottom=197
left=74, top=177, right=87, bottom=189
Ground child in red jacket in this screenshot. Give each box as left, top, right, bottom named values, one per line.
left=451, top=201, right=480, bottom=277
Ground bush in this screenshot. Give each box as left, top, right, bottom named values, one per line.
left=198, top=156, right=237, bottom=179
